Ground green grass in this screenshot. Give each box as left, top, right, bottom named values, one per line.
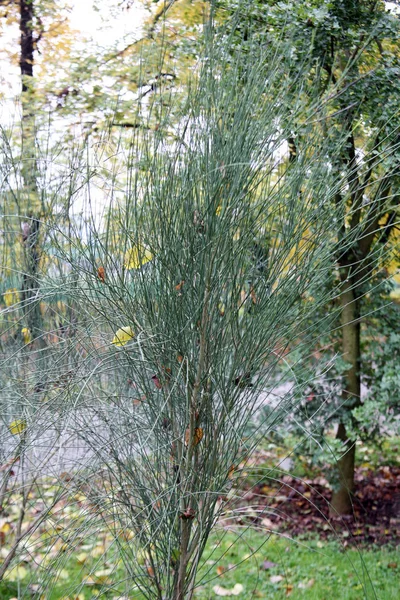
left=1, top=439, right=398, bottom=599
left=196, top=530, right=399, bottom=599
left=1, top=530, right=398, bottom=599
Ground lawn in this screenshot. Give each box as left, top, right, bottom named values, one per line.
left=1, top=438, right=398, bottom=599
left=1, top=529, right=398, bottom=599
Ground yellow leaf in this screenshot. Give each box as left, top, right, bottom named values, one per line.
left=9, top=420, right=27, bottom=435
left=91, top=545, right=106, bottom=557
left=216, top=205, right=222, bottom=216
left=112, top=326, right=134, bottom=347
left=58, top=569, right=70, bottom=580
left=4, top=565, right=28, bottom=580
left=93, top=569, right=112, bottom=583
left=390, top=288, right=400, bottom=301
left=136, top=548, right=147, bottom=565
left=3, top=288, right=19, bottom=307
left=0, top=521, right=12, bottom=533
left=124, top=244, right=153, bottom=269
left=21, top=327, right=32, bottom=344
left=76, top=552, right=88, bottom=563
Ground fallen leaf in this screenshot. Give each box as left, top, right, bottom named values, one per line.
left=76, top=552, right=88, bottom=563
left=216, top=565, right=226, bottom=576
left=261, top=561, right=277, bottom=570
left=0, top=522, right=12, bottom=534
left=112, top=326, right=134, bottom=347
left=93, top=568, right=112, bottom=583
left=298, top=579, right=315, bottom=589
left=213, top=583, right=244, bottom=596
left=274, top=495, right=287, bottom=503
left=260, top=518, right=275, bottom=529
left=58, top=569, right=70, bottom=580
left=286, top=584, right=294, bottom=596
left=4, top=565, right=28, bottom=580
left=270, top=575, right=283, bottom=584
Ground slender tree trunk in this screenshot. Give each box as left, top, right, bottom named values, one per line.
left=330, top=275, right=361, bottom=516
left=19, top=0, right=42, bottom=337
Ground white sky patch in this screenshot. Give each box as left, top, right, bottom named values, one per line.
left=0, top=1, right=147, bottom=224
left=386, top=2, right=400, bottom=13
left=68, top=0, right=146, bottom=47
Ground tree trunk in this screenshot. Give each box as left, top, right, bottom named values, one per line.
left=19, top=0, right=42, bottom=337
left=330, top=422, right=356, bottom=516
left=330, top=276, right=361, bottom=516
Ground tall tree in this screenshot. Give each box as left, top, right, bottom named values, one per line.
left=19, top=0, right=42, bottom=337
left=220, top=0, right=400, bottom=514
left=0, top=0, right=79, bottom=338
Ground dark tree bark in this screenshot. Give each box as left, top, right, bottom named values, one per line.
left=20, top=0, right=34, bottom=85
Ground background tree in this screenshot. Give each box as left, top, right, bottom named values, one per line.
left=218, top=0, right=400, bottom=515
